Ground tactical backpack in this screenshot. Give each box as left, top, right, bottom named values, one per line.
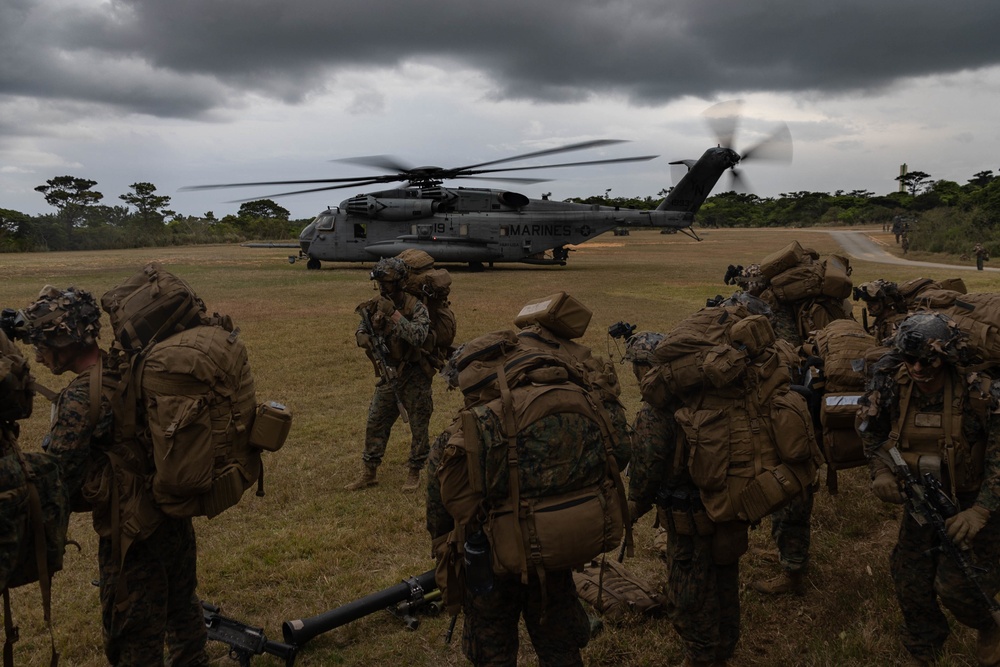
left=0, top=333, right=69, bottom=666
left=913, top=290, right=1000, bottom=372
left=398, top=250, right=458, bottom=366
left=640, top=306, right=823, bottom=524
left=572, top=558, right=666, bottom=622
left=436, top=295, right=630, bottom=585
left=99, top=263, right=289, bottom=524
left=801, top=319, right=878, bottom=492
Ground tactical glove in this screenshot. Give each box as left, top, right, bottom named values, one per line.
left=377, top=297, right=396, bottom=317
left=946, top=504, right=991, bottom=545
left=871, top=471, right=904, bottom=504
left=355, top=331, right=371, bottom=348
left=628, top=500, right=652, bottom=524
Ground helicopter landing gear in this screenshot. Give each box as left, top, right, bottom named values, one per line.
left=553, top=246, right=569, bottom=262
left=306, top=258, right=321, bottom=270
left=468, top=261, right=485, bottom=272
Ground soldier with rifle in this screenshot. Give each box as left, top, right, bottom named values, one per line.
left=858, top=312, right=1000, bottom=666
left=347, top=257, right=433, bottom=492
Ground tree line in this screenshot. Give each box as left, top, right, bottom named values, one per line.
left=1, top=177, right=302, bottom=252
left=3, top=169, right=1000, bottom=256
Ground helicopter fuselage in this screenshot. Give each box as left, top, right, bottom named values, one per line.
left=296, top=185, right=696, bottom=268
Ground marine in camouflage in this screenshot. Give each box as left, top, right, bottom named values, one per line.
left=357, top=281, right=433, bottom=472
left=859, top=318, right=1000, bottom=662
left=461, top=570, right=590, bottom=667
left=98, top=516, right=208, bottom=666
left=26, top=285, right=208, bottom=665
left=627, top=400, right=741, bottom=663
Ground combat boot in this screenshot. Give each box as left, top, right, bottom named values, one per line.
left=402, top=467, right=421, bottom=492
left=978, top=624, right=1000, bottom=666
left=751, top=569, right=805, bottom=596
left=344, top=463, right=378, bottom=491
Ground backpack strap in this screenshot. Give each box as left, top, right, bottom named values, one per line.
left=942, top=374, right=957, bottom=501
left=496, top=365, right=531, bottom=586
left=583, top=389, right=634, bottom=559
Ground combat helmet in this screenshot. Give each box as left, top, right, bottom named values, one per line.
left=625, top=332, right=664, bottom=365
left=371, top=257, right=409, bottom=284
left=893, top=312, right=966, bottom=364
left=23, top=285, right=101, bottom=349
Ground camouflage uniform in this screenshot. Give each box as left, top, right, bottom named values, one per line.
left=628, top=401, right=741, bottom=665
left=859, top=317, right=1000, bottom=663
left=975, top=243, right=990, bottom=271
left=426, top=415, right=598, bottom=667
left=357, top=294, right=433, bottom=469
left=426, top=322, right=630, bottom=665
left=26, top=287, right=208, bottom=666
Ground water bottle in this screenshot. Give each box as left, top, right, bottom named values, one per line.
left=463, top=529, right=494, bottom=597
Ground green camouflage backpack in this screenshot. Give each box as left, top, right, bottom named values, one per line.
left=436, top=296, right=631, bottom=583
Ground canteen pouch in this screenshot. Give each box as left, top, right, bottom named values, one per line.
left=249, top=401, right=292, bottom=452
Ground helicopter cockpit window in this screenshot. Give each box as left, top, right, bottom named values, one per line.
left=354, top=223, right=366, bottom=239
left=316, top=215, right=335, bottom=231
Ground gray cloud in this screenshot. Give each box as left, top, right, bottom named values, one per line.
left=4, top=0, right=1000, bottom=121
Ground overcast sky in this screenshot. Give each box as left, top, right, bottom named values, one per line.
left=4, top=0, right=1000, bottom=220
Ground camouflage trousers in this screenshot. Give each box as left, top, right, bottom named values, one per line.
left=462, top=570, right=590, bottom=667
left=664, top=527, right=741, bottom=663
left=98, top=516, right=208, bottom=666
left=890, top=499, right=1000, bottom=662
left=767, top=488, right=814, bottom=573
left=363, top=365, right=433, bottom=470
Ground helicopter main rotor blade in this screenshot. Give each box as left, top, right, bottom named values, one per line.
left=703, top=100, right=743, bottom=149
left=225, top=179, right=392, bottom=202
left=331, top=155, right=415, bottom=173
left=451, top=139, right=630, bottom=172
left=180, top=174, right=400, bottom=192
left=437, top=175, right=552, bottom=185
left=459, top=154, right=658, bottom=177
left=739, top=123, right=793, bottom=163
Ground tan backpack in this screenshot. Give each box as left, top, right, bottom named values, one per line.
left=801, top=319, right=878, bottom=492
left=914, top=290, right=1000, bottom=371
left=100, top=264, right=290, bottom=522
left=398, top=252, right=458, bottom=365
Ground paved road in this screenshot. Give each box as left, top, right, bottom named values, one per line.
left=829, top=230, right=1000, bottom=273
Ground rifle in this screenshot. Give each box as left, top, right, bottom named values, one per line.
left=283, top=569, right=437, bottom=646
left=202, top=601, right=297, bottom=667
left=876, top=444, right=1000, bottom=628
left=359, top=306, right=409, bottom=423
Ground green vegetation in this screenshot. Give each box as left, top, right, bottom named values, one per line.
left=5, top=167, right=1000, bottom=256
left=2, top=230, right=995, bottom=666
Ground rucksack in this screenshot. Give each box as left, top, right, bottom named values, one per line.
left=398, top=251, right=458, bottom=365
left=573, top=558, right=666, bottom=622
left=913, top=290, right=1000, bottom=371
left=99, top=263, right=289, bottom=522
left=436, top=299, right=630, bottom=583
left=0, top=334, right=69, bottom=666
left=640, top=306, right=822, bottom=524
left=801, top=319, right=878, bottom=492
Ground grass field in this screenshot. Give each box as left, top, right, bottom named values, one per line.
left=2, top=227, right=997, bottom=666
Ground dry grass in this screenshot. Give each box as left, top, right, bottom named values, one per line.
left=1, top=228, right=996, bottom=666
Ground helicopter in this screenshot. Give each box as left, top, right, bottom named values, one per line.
left=183, top=102, right=791, bottom=270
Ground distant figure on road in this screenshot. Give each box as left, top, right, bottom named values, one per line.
left=974, top=243, right=989, bottom=270
left=901, top=233, right=910, bottom=256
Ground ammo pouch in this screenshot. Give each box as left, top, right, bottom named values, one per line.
left=711, top=521, right=749, bottom=565
left=657, top=506, right=714, bottom=537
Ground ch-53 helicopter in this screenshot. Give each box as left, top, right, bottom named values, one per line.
left=183, top=102, right=790, bottom=270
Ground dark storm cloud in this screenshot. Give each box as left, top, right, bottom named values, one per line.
left=5, top=0, right=1000, bottom=117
